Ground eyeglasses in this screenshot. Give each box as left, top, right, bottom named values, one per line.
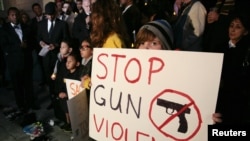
left=79, top=45, right=90, bottom=51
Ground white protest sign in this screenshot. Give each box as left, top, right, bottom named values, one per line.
left=89, top=48, right=223, bottom=141
left=65, top=79, right=84, bottom=99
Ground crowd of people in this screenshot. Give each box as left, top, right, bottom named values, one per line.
left=0, top=0, right=250, bottom=139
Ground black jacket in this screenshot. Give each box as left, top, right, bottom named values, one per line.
left=216, top=35, right=250, bottom=124
left=37, top=18, right=70, bottom=53
left=72, top=11, right=90, bottom=46
left=0, top=22, right=33, bottom=71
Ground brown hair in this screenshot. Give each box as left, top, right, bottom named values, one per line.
left=90, top=0, right=130, bottom=48
left=134, top=28, right=157, bottom=48
left=80, top=37, right=93, bottom=49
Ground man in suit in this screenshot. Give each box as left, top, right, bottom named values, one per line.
left=30, top=3, right=46, bottom=53
left=30, top=3, right=47, bottom=88
left=72, top=0, right=91, bottom=47
left=37, top=2, right=70, bottom=111
left=0, top=7, right=34, bottom=119
left=120, top=0, right=142, bottom=48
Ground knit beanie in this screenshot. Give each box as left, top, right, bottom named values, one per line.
left=139, top=20, right=173, bottom=50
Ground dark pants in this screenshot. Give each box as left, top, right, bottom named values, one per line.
left=59, top=97, right=68, bottom=113
left=7, top=53, right=34, bottom=111
left=42, top=51, right=57, bottom=96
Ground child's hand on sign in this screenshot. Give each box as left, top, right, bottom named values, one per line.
left=81, top=75, right=91, bottom=89
left=59, top=92, right=67, bottom=99
left=212, top=112, right=222, bottom=124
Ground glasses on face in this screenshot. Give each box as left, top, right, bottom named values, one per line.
left=79, top=45, right=90, bottom=51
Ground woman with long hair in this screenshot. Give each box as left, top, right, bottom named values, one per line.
left=90, top=0, right=131, bottom=48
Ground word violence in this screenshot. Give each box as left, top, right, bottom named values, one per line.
left=93, top=114, right=157, bottom=141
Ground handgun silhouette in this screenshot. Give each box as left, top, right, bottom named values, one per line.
left=157, top=98, right=191, bottom=133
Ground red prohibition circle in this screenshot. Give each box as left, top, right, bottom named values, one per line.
left=148, top=89, right=202, bottom=141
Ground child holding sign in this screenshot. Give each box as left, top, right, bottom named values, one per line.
left=135, top=19, right=174, bottom=50
left=49, top=39, right=73, bottom=123
left=57, top=52, right=83, bottom=132
left=79, top=38, right=93, bottom=106
left=79, top=38, right=93, bottom=82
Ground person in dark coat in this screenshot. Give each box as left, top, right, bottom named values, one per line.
left=30, top=3, right=46, bottom=53
left=0, top=7, right=34, bottom=118
left=213, top=13, right=250, bottom=125
left=120, top=0, right=143, bottom=47
left=79, top=38, right=93, bottom=106
left=30, top=3, right=47, bottom=87
left=52, top=39, right=73, bottom=122
left=57, top=52, right=83, bottom=132
left=72, top=0, right=91, bottom=47
left=37, top=2, right=70, bottom=109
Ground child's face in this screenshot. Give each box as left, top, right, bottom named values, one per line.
left=229, top=18, right=248, bottom=43
left=80, top=41, right=93, bottom=59
left=60, top=42, right=71, bottom=56
left=138, top=37, right=162, bottom=50
left=66, top=56, right=78, bottom=72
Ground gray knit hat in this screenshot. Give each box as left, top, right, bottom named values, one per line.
left=139, top=20, right=173, bottom=50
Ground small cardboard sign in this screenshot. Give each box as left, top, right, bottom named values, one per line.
left=65, top=79, right=84, bottom=100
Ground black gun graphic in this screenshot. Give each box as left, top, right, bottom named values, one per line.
left=157, top=98, right=191, bottom=133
